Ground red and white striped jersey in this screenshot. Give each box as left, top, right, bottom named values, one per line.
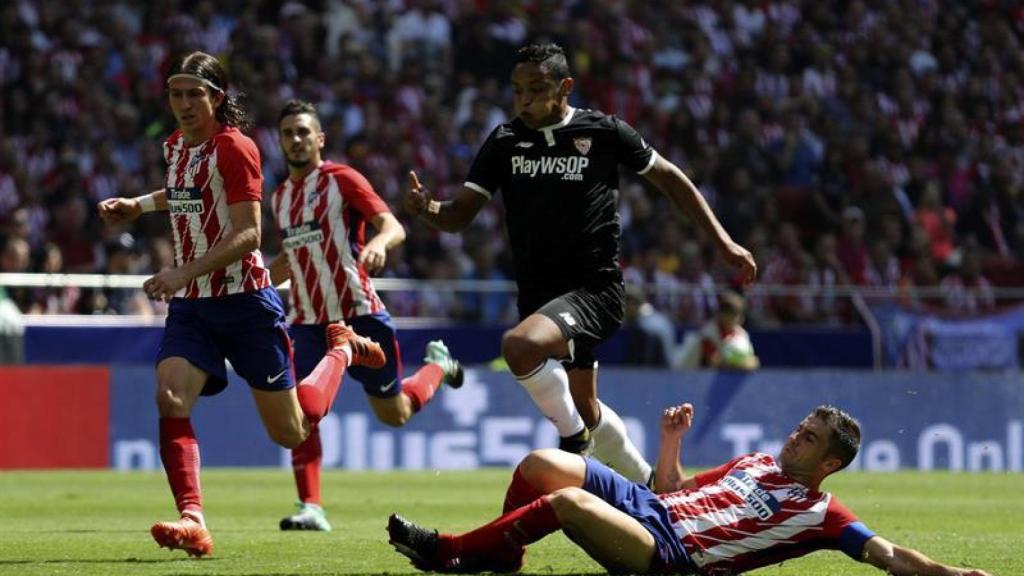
left=162, top=126, right=270, bottom=298
left=271, top=161, right=388, bottom=324
left=660, top=453, right=873, bottom=574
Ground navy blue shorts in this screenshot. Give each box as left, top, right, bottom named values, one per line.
left=157, top=288, right=294, bottom=396
left=583, top=458, right=693, bottom=574
left=290, top=312, right=402, bottom=398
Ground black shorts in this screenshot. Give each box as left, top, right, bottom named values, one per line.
left=517, top=274, right=625, bottom=370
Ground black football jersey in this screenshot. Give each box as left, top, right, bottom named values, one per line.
left=465, top=107, right=656, bottom=289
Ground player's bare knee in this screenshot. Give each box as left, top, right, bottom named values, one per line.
left=371, top=399, right=412, bottom=427
left=268, top=425, right=306, bottom=449
left=547, top=487, right=589, bottom=521
left=503, top=331, right=544, bottom=375
left=520, top=449, right=560, bottom=481
left=155, top=383, right=189, bottom=416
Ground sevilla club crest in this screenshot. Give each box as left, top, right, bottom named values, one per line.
left=573, top=136, right=592, bottom=155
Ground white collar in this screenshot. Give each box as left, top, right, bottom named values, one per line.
left=537, top=106, right=575, bottom=146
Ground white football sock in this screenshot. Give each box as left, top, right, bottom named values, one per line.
left=590, top=400, right=652, bottom=484
left=515, top=359, right=585, bottom=438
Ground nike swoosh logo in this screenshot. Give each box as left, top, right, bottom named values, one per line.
left=380, top=379, right=397, bottom=393
left=266, top=369, right=288, bottom=384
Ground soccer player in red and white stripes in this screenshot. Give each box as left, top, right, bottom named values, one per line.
left=268, top=100, right=464, bottom=532
left=389, top=403, right=991, bottom=576
left=98, top=52, right=386, bottom=557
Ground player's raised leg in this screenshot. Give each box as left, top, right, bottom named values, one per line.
left=347, top=314, right=463, bottom=428
left=151, top=357, right=214, bottom=557
left=296, top=322, right=385, bottom=424
left=503, top=315, right=590, bottom=453
left=369, top=339, right=464, bottom=426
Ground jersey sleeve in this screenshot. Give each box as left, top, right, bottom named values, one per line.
left=827, top=497, right=876, bottom=560
left=613, top=116, right=657, bottom=175
left=464, top=126, right=505, bottom=199
left=216, top=134, right=263, bottom=204
left=693, top=455, right=745, bottom=486
left=335, top=166, right=389, bottom=218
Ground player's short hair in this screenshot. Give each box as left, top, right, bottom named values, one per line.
left=166, top=51, right=251, bottom=131
left=718, top=290, right=745, bottom=316
left=279, top=99, right=321, bottom=129
left=812, top=405, right=861, bottom=470
left=515, top=43, right=571, bottom=81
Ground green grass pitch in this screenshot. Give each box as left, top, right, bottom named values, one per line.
left=0, top=469, right=1020, bottom=575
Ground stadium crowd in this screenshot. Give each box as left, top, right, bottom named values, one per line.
left=0, top=0, right=1022, bottom=326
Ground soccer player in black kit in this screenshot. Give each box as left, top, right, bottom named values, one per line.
left=406, top=43, right=757, bottom=484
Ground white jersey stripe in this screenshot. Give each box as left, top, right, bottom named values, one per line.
left=661, top=453, right=861, bottom=571
left=698, top=500, right=830, bottom=563
left=318, top=177, right=342, bottom=320
left=162, top=127, right=269, bottom=298
left=273, top=161, right=386, bottom=323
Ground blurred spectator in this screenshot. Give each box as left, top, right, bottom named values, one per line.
left=28, top=242, right=80, bottom=314
left=0, top=236, right=32, bottom=312
left=915, top=180, right=957, bottom=267
left=459, top=242, right=513, bottom=324
left=80, top=233, right=152, bottom=316
left=940, top=246, right=996, bottom=313
left=677, top=290, right=759, bottom=371
left=836, top=206, right=868, bottom=284
left=810, top=233, right=849, bottom=324
left=623, top=283, right=676, bottom=366
left=0, top=0, right=1019, bottom=321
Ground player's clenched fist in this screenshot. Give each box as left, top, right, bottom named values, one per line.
left=661, top=403, right=694, bottom=440
left=97, top=197, right=142, bottom=224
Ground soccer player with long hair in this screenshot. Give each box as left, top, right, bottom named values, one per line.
left=98, top=51, right=385, bottom=557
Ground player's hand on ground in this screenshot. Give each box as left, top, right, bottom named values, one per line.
left=723, top=241, right=757, bottom=286
left=661, top=403, right=694, bottom=440
left=97, top=197, right=142, bottom=224
left=359, top=236, right=388, bottom=275
left=405, top=171, right=431, bottom=216
left=143, top=268, right=189, bottom=302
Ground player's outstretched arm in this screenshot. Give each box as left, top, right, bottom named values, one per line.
left=640, top=157, right=757, bottom=285
left=862, top=535, right=991, bottom=576
left=405, top=171, right=487, bottom=233
left=97, top=189, right=168, bottom=224
left=653, top=403, right=698, bottom=493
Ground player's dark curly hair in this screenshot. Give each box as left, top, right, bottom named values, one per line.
left=515, top=43, right=570, bottom=80
left=813, top=405, right=861, bottom=470
left=279, top=99, right=320, bottom=127
left=166, top=51, right=251, bottom=131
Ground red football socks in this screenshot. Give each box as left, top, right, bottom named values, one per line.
left=438, top=496, right=559, bottom=562
left=400, top=364, right=444, bottom=412
left=297, top=349, right=350, bottom=423
left=291, top=424, right=322, bottom=505
left=159, top=417, right=202, bottom=515
left=503, top=466, right=543, bottom=513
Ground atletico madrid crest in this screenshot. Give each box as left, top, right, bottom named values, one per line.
left=573, top=136, right=592, bottom=155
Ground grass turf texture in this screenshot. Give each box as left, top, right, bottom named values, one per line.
left=0, top=469, right=1019, bottom=575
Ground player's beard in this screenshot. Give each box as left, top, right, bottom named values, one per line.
left=286, top=157, right=311, bottom=168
